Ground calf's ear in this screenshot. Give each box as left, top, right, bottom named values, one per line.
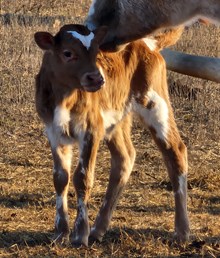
left=94, top=26, right=108, bottom=46
left=34, top=32, right=55, bottom=50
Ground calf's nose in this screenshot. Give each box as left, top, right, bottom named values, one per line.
left=86, top=71, right=103, bottom=83
left=81, top=71, right=104, bottom=92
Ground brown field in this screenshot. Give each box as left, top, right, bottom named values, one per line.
left=0, top=1, right=220, bottom=257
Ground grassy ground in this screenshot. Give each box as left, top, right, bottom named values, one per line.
left=0, top=1, right=220, bottom=257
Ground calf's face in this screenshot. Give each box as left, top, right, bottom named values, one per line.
left=34, top=24, right=107, bottom=92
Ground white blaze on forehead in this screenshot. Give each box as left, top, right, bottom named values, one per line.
left=67, top=31, right=94, bottom=50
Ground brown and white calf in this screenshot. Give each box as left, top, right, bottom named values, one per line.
left=34, top=24, right=189, bottom=247
left=86, top=0, right=220, bottom=51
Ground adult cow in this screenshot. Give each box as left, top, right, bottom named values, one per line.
left=86, top=0, right=220, bottom=50
left=85, top=0, right=220, bottom=83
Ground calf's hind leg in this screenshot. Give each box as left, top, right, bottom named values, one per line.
left=90, top=116, right=136, bottom=242
left=135, top=93, right=190, bottom=242
left=151, top=127, right=189, bottom=242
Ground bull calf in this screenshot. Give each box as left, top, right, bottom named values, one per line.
left=34, top=24, right=189, bottom=247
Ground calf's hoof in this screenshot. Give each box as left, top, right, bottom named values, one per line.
left=52, top=232, right=70, bottom=246
left=89, top=227, right=104, bottom=243
left=71, top=223, right=90, bottom=247
left=71, top=235, right=89, bottom=248
left=174, top=230, right=190, bottom=243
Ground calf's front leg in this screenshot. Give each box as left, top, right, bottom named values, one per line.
left=72, top=131, right=100, bottom=247
left=47, top=129, right=73, bottom=244
left=90, top=120, right=135, bottom=242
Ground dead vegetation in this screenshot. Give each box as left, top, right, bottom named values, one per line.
left=0, top=0, right=220, bottom=257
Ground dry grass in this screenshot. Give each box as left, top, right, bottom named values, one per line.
left=0, top=1, right=220, bottom=257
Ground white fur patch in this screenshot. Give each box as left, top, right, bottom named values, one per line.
left=46, top=125, right=73, bottom=170
left=57, top=146, right=72, bottom=171
left=46, top=124, right=73, bottom=149
left=45, top=106, right=73, bottom=148
left=56, top=195, right=65, bottom=209
left=133, top=90, right=169, bottom=142
left=68, top=31, right=94, bottom=50
left=54, top=106, right=70, bottom=135
left=55, top=195, right=69, bottom=228
left=142, top=37, right=158, bottom=51
left=175, top=174, right=187, bottom=196
left=101, top=109, right=124, bottom=132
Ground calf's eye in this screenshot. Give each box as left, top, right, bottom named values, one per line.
left=62, top=50, right=78, bottom=62
left=63, top=50, right=72, bottom=58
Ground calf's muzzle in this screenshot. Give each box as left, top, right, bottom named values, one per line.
left=81, top=71, right=104, bottom=92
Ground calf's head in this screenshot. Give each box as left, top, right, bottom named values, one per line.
left=34, top=24, right=107, bottom=92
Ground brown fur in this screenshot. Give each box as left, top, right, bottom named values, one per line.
left=34, top=24, right=189, bottom=247
left=154, top=26, right=184, bottom=51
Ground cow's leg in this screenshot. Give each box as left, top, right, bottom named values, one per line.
left=135, top=92, right=190, bottom=242
left=47, top=127, right=73, bottom=244
left=90, top=117, right=135, bottom=242
left=72, top=131, right=100, bottom=247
